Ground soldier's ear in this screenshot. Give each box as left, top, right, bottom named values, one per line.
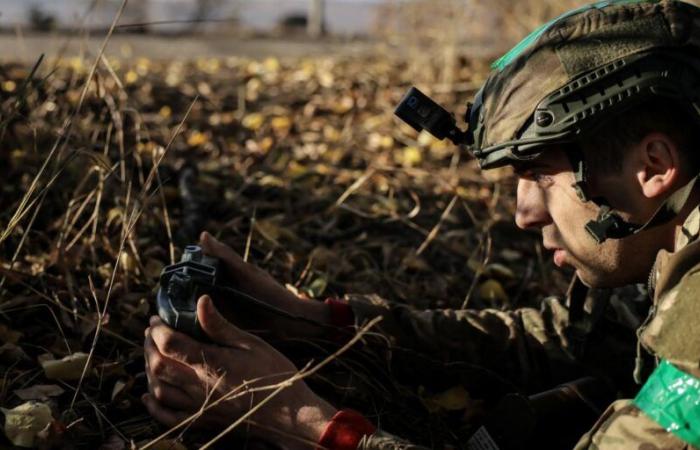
left=635, top=132, right=680, bottom=199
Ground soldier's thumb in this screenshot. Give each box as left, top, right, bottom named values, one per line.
left=197, top=295, right=242, bottom=346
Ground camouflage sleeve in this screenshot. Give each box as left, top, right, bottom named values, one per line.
left=572, top=400, right=691, bottom=450
left=346, top=292, right=582, bottom=390
left=573, top=264, right=700, bottom=450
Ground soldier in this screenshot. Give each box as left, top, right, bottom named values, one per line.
left=143, top=0, right=700, bottom=448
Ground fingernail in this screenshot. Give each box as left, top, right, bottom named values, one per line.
left=149, top=316, right=159, bottom=326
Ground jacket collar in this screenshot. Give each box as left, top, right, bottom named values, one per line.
left=649, top=204, right=700, bottom=301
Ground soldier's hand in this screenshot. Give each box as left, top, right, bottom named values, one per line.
left=199, top=231, right=331, bottom=337
left=143, top=295, right=336, bottom=448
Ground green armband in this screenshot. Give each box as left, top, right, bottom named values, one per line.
left=633, top=359, right=700, bottom=447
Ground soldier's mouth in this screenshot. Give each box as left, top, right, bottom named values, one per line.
left=553, top=249, right=567, bottom=267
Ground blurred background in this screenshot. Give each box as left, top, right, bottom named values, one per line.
left=0, top=0, right=633, bottom=62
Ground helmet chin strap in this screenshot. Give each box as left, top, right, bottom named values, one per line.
left=584, top=206, right=642, bottom=244
left=565, top=147, right=700, bottom=244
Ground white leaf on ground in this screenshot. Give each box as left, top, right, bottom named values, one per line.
left=39, top=352, right=91, bottom=381
left=14, top=385, right=64, bottom=401
left=1, top=401, right=53, bottom=448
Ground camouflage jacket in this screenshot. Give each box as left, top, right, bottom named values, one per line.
left=347, top=282, right=646, bottom=393
left=344, top=273, right=649, bottom=448
left=348, top=206, right=700, bottom=449
left=572, top=205, right=700, bottom=450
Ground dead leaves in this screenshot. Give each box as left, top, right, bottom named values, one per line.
left=1, top=402, right=54, bottom=448
left=13, top=386, right=64, bottom=402
left=0, top=49, right=566, bottom=449
left=420, top=385, right=474, bottom=413
left=39, top=353, right=91, bottom=381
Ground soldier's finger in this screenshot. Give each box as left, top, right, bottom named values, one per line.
left=197, top=295, right=254, bottom=349
left=145, top=330, right=202, bottom=392
left=142, top=393, right=191, bottom=427
left=148, top=375, right=200, bottom=410
left=148, top=318, right=206, bottom=367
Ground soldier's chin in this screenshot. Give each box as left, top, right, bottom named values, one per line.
left=576, top=268, right=620, bottom=289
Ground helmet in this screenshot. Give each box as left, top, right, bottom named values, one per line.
left=396, top=0, right=700, bottom=243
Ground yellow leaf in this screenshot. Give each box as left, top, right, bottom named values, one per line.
left=417, top=130, right=436, bottom=147
left=119, top=252, right=136, bottom=272
left=263, top=57, right=280, bottom=73
left=479, top=279, right=509, bottom=305
left=187, top=131, right=209, bottom=147
left=2, top=80, right=16, bottom=92
left=323, top=125, right=341, bottom=142
left=197, top=81, right=212, bottom=96
left=271, top=116, right=292, bottom=132
left=1, top=401, right=53, bottom=448
left=257, top=175, right=285, bottom=187
left=208, top=113, right=222, bottom=126
left=363, top=115, right=385, bottom=131
left=255, top=220, right=282, bottom=244
left=69, top=57, right=85, bottom=72
left=106, top=208, right=123, bottom=227
left=242, top=113, right=265, bottom=131
left=368, top=132, right=393, bottom=150
left=245, top=78, right=262, bottom=101
left=98, top=263, right=114, bottom=280
left=125, top=70, right=138, bottom=84
left=39, top=352, right=91, bottom=381
left=430, top=139, right=451, bottom=158
left=421, top=386, right=471, bottom=413
left=287, top=160, right=308, bottom=178
left=484, top=263, right=515, bottom=279
left=135, top=57, right=150, bottom=75
left=259, top=136, right=274, bottom=153
left=400, top=146, right=421, bottom=167
left=159, top=105, right=172, bottom=118
left=318, top=70, right=334, bottom=87
left=331, top=96, right=354, bottom=114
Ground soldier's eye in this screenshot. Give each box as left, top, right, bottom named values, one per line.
left=515, top=167, right=555, bottom=188
left=533, top=173, right=554, bottom=188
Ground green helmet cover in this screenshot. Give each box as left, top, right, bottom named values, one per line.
left=470, top=0, right=700, bottom=170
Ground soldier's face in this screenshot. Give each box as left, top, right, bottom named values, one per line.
left=513, top=148, right=661, bottom=288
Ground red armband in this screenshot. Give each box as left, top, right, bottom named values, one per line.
left=324, top=297, right=355, bottom=328
left=316, top=409, right=376, bottom=450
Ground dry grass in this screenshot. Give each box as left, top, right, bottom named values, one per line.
left=0, top=4, right=584, bottom=447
